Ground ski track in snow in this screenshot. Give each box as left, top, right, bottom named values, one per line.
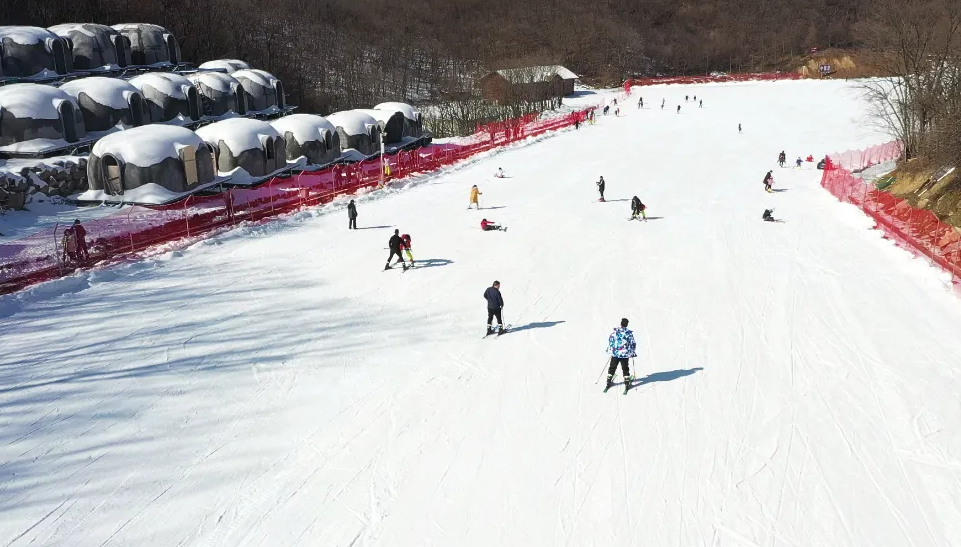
left=3, top=80, right=961, bottom=546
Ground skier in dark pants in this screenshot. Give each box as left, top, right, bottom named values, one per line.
left=483, top=280, right=505, bottom=335
left=606, top=318, right=637, bottom=392
left=347, top=199, right=358, bottom=229
left=72, top=219, right=89, bottom=261
left=596, top=176, right=606, bottom=201
left=778, top=151, right=786, bottom=168
left=385, top=229, right=408, bottom=271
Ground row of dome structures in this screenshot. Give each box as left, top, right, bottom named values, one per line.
left=1, top=23, right=185, bottom=79
left=79, top=104, right=426, bottom=205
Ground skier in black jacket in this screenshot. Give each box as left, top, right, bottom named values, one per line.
left=385, top=229, right=408, bottom=271
left=483, top=280, right=505, bottom=335
left=347, top=200, right=358, bottom=229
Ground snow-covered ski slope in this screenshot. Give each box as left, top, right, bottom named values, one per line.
left=4, top=80, right=961, bottom=547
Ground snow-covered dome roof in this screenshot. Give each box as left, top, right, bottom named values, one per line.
left=231, top=69, right=279, bottom=87
left=0, top=26, right=59, bottom=46
left=198, top=59, right=250, bottom=73
left=327, top=111, right=380, bottom=136
left=186, top=71, right=241, bottom=93
left=128, top=73, right=194, bottom=99
left=93, top=125, right=205, bottom=167
left=60, top=77, right=139, bottom=111
left=269, top=114, right=336, bottom=143
left=374, top=102, right=421, bottom=122
left=0, top=83, right=77, bottom=119
left=195, top=118, right=282, bottom=154
left=48, top=22, right=116, bottom=39
left=356, top=109, right=400, bottom=127
left=111, top=23, right=169, bottom=34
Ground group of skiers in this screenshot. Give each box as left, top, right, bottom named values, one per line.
left=384, top=228, right=415, bottom=271
left=60, top=219, right=89, bottom=263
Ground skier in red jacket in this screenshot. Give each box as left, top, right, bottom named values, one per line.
left=481, top=218, right=507, bottom=232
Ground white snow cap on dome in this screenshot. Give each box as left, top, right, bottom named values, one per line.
left=198, top=59, right=250, bottom=73
left=93, top=125, right=205, bottom=168
left=355, top=109, right=401, bottom=127
left=195, top=118, right=282, bottom=155
left=128, top=73, right=194, bottom=100
left=327, top=111, right=380, bottom=136
left=374, top=102, right=421, bottom=122
left=0, top=83, right=77, bottom=119
left=186, top=72, right=242, bottom=93
left=231, top=69, right=279, bottom=87
left=60, top=77, right=140, bottom=111
left=111, top=23, right=170, bottom=33
left=48, top=23, right=112, bottom=39
left=0, top=26, right=59, bottom=46
left=269, top=114, right=336, bottom=144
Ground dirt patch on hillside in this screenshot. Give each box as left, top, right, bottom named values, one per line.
left=888, top=160, right=961, bottom=227
left=781, top=49, right=887, bottom=79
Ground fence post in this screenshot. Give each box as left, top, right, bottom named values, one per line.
left=184, top=197, right=191, bottom=238
left=53, top=222, right=63, bottom=274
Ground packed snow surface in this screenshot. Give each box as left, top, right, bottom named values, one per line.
left=3, top=80, right=961, bottom=547
left=90, top=124, right=204, bottom=167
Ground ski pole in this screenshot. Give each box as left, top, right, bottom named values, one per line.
left=594, top=356, right=609, bottom=384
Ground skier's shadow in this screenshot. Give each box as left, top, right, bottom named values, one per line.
left=480, top=206, right=507, bottom=210
left=413, top=258, right=454, bottom=269
left=629, top=367, right=703, bottom=387
left=604, top=198, right=630, bottom=202
left=643, top=216, right=664, bottom=220
left=355, top=225, right=393, bottom=230
left=508, top=320, right=566, bottom=333
left=771, top=189, right=789, bottom=193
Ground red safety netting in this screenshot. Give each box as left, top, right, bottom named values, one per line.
left=821, top=142, right=961, bottom=284
left=0, top=108, right=594, bottom=294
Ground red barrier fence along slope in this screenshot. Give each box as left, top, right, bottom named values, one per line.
left=0, top=108, right=594, bottom=295
left=820, top=141, right=961, bottom=284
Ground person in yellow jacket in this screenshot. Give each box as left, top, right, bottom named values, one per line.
left=469, top=184, right=482, bottom=209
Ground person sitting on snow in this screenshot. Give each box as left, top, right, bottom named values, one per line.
left=481, top=218, right=506, bottom=232
left=495, top=167, right=505, bottom=178
left=762, top=209, right=781, bottom=222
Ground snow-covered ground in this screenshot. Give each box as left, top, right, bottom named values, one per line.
left=3, top=79, right=961, bottom=547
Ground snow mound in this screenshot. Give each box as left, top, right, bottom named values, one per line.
left=0, top=83, right=77, bottom=119
left=59, top=77, right=139, bottom=111
left=128, top=73, right=194, bottom=100
left=198, top=59, right=250, bottom=73
left=231, top=69, right=279, bottom=88
left=374, top=102, right=421, bottom=122
left=195, top=118, right=282, bottom=154
left=269, top=114, right=336, bottom=143
left=0, top=26, right=57, bottom=46
left=185, top=71, right=241, bottom=93
left=327, top=110, right=380, bottom=136
left=92, top=125, right=205, bottom=167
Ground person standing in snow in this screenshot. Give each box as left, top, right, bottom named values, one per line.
left=483, top=280, right=505, bottom=335
left=739, top=123, right=742, bottom=133
left=615, top=107, right=621, bottom=116
left=685, top=95, right=689, bottom=101
left=795, top=156, right=803, bottom=168
left=347, top=199, right=358, bottom=229
left=699, top=99, right=703, bottom=108
left=763, top=170, right=774, bottom=193
left=385, top=229, right=408, bottom=271
left=400, top=233, right=415, bottom=265
left=676, top=105, right=681, bottom=114
left=72, top=219, right=89, bottom=262
left=693, top=95, right=697, bottom=101
left=631, top=196, right=647, bottom=221
left=606, top=318, right=637, bottom=392
left=661, top=99, right=665, bottom=110
left=469, top=184, right=482, bottom=209
left=638, top=97, right=643, bottom=108
left=596, top=176, right=606, bottom=201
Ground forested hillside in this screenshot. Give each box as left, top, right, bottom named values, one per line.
left=2, top=0, right=867, bottom=113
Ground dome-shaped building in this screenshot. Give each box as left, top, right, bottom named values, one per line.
left=0, top=26, right=73, bottom=79
left=111, top=23, right=180, bottom=66
left=231, top=69, right=285, bottom=113
left=195, top=118, right=288, bottom=181
left=48, top=23, right=131, bottom=71
left=198, top=59, right=250, bottom=73
left=186, top=72, right=247, bottom=117
left=0, top=83, right=86, bottom=156
left=60, top=77, right=147, bottom=133
left=374, top=102, right=426, bottom=139
left=269, top=114, right=341, bottom=166
left=326, top=110, right=383, bottom=156
left=128, top=72, right=200, bottom=123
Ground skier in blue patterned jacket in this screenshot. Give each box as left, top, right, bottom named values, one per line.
left=606, top=318, right=637, bottom=389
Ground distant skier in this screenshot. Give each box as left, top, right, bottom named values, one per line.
left=631, top=196, right=647, bottom=221
left=495, top=167, right=505, bottom=178
left=614, top=107, right=620, bottom=116
left=796, top=156, right=803, bottom=168
left=469, top=184, right=482, bottom=209
left=603, top=105, right=610, bottom=115
left=575, top=119, right=581, bottom=130
left=685, top=95, right=689, bottom=101
left=763, top=170, right=774, bottom=193
left=699, top=99, right=703, bottom=108
left=778, top=151, right=786, bottom=168
left=738, top=123, right=742, bottom=133
left=693, top=95, right=697, bottom=101
left=762, top=208, right=783, bottom=223
left=638, top=97, right=643, bottom=108
left=613, top=98, right=618, bottom=105
left=661, top=99, right=665, bottom=110
left=605, top=318, right=637, bottom=393
left=385, top=229, right=408, bottom=271
left=347, top=199, right=358, bottom=229
left=676, top=105, right=681, bottom=114
left=481, top=218, right=506, bottom=231
left=817, top=157, right=827, bottom=170
left=483, top=280, right=505, bottom=336
left=596, top=176, right=606, bottom=201
left=400, top=233, right=415, bottom=265
left=806, top=154, right=814, bottom=163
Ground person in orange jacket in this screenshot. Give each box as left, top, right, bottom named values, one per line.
left=469, top=184, right=482, bottom=209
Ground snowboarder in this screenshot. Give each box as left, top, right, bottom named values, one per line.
left=483, top=280, right=505, bottom=336
left=762, top=209, right=783, bottom=223
left=676, top=105, right=681, bottom=114
left=495, top=167, right=505, bottom=178
left=638, top=97, right=643, bottom=108
left=596, top=176, right=606, bottom=201
left=400, top=233, right=415, bottom=265
left=796, top=157, right=803, bottom=168
left=469, top=184, right=482, bottom=209
left=631, top=196, right=647, bottom=221
left=384, top=229, right=408, bottom=271
left=347, top=199, right=358, bottom=229
left=763, top=170, right=774, bottom=193
left=778, top=151, right=786, bottom=168
left=72, top=219, right=89, bottom=261
left=606, top=318, right=637, bottom=393
left=480, top=218, right=506, bottom=232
